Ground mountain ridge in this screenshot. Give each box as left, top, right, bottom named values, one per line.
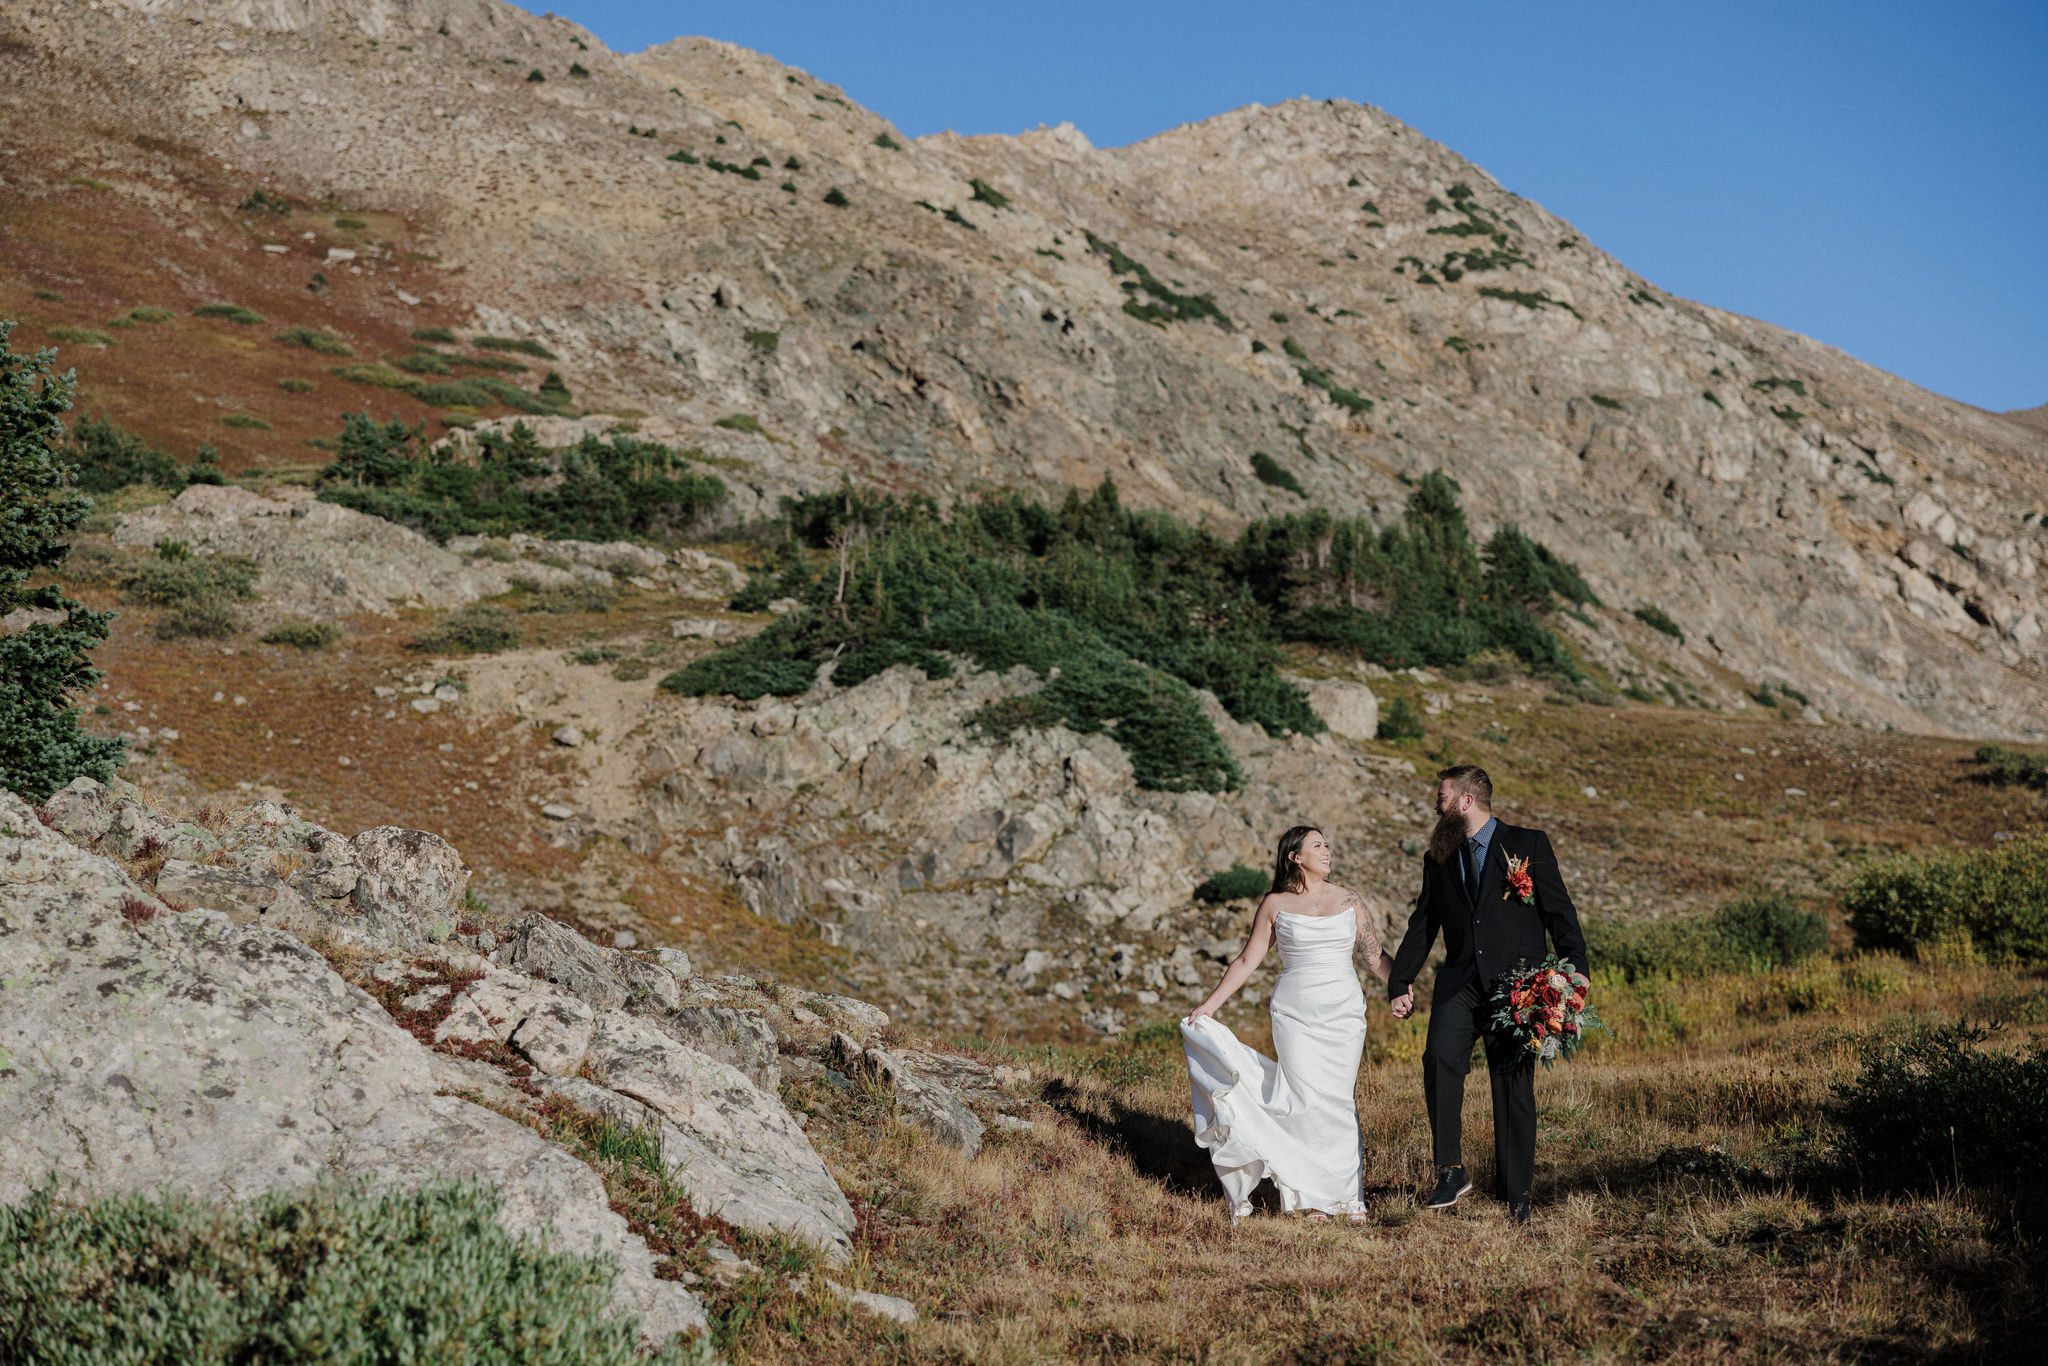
left=1, top=0, right=2042, bottom=739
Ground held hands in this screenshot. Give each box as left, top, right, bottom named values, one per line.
left=1390, top=992, right=1415, bottom=1020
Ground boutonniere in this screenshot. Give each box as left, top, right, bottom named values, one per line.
left=1503, top=853, right=1535, bottom=904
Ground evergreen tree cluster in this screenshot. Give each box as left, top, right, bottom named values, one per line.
left=668, top=473, right=1596, bottom=792
left=316, top=415, right=727, bottom=544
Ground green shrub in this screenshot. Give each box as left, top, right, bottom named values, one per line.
left=194, top=303, right=264, bottom=324
left=410, top=326, right=457, bottom=344
left=1830, top=1024, right=2048, bottom=1191
left=969, top=178, right=1009, bottom=210
left=393, top=349, right=454, bottom=375
left=117, top=546, right=260, bottom=640
left=1594, top=895, right=1827, bottom=982
left=47, top=326, right=112, bottom=346
left=1633, top=604, right=1684, bottom=642
left=0, top=322, right=125, bottom=800
left=873, top=132, right=902, bottom=150
left=667, top=149, right=700, bottom=164
left=0, top=1180, right=682, bottom=1365
left=334, top=215, right=367, bottom=230
left=237, top=188, right=291, bottom=214
left=714, top=413, right=762, bottom=433
left=261, top=620, right=340, bottom=649
left=568, top=61, right=589, bottom=78
left=1250, top=452, right=1304, bottom=496
left=822, top=187, right=850, bottom=207
left=412, top=602, right=519, bottom=654
left=220, top=413, right=270, bottom=430
left=275, top=327, right=352, bottom=356
left=1377, top=695, right=1424, bottom=740
left=1084, top=231, right=1232, bottom=330
left=742, top=330, right=779, bottom=353
left=1196, top=863, right=1269, bottom=903
left=1842, top=834, right=2048, bottom=963
left=317, top=416, right=723, bottom=545
left=60, top=415, right=186, bottom=492
left=1476, top=286, right=1580, bottom=318
left=527, top=67, right=545, bottom=81
left=517, top=578, right=618, bottom=614
left=119, top=306, right=178, bottom=325
left=471, top=335, right=557, bottom=360
left=1590, top=394, right=1622, bottom=410
left=1975, top=743, right=2047, bottom=790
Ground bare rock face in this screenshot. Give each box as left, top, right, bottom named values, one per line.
left=111, top=485, right=515, bottom=621
left=0, top=789, right=706, bottom=1345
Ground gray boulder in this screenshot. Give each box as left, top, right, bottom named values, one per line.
left=154, top=858, right=314, bottom=931
left=0, top=790, right=705, bottom=1346
left=578, top=1011, right=856, bottom=1258
left=494, top=913, right=680, bottom=1012
left=350, top=826, right=470, bottom=943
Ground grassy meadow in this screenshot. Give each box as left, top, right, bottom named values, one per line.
left=707, top=953, right=2044, bottom=1362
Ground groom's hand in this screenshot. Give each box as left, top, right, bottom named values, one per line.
left=1391, top=992, right=1414, bottom=1020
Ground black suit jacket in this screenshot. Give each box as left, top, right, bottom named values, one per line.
left=1387, top=820, right=1590, bottom=1003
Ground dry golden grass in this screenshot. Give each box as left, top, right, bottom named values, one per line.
left=716, top=958, right=2045, bottom=1363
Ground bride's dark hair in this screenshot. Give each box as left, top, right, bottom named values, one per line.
left=1271, top=825, right=1321, bottom=896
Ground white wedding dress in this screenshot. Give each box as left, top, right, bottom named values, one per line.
left=1180, top=905, right=1369, bottom=1217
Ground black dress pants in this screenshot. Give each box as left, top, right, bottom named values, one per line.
left=1422, top=976, right=1536, bottom=1201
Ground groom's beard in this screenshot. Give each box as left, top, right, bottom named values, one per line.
left=1427, top=809, right=1465, bottom=864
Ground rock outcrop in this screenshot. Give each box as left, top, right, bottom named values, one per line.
left=0, top=779, right=1044, bottom=1345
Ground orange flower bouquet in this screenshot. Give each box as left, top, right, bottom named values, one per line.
left=1488, top=955, right=1602, bottom=1067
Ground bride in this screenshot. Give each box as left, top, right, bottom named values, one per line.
left=1181, top=825, right=1393, bottom=1220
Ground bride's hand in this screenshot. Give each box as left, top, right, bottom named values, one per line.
left=1185, top=1002, right=1217, bottom=1024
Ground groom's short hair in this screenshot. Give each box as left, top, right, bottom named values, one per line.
left=1437, top=764, right=1493, bottom=809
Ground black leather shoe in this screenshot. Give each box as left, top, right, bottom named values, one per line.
left=1507, top=1199, right=1531, bottom=1226
left=1421, top=1167, right=1473, bottom=1209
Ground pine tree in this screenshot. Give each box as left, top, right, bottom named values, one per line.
left=0, top=322, right=124, bottom=801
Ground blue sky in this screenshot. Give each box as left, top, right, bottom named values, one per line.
left=529, top=2, right=2047, bottom=413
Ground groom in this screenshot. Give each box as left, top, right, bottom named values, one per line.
left=1388, top=764, right=1588, bottom=1224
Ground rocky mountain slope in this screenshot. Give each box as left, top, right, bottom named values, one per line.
left=1, top=0, right=2042, bottom=743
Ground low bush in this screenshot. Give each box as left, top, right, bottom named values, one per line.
left=0, top=1180, right=679, bottom=1364
left=412, top=602, right=519, bottom=654
left=118, top=306, right=177, bottom=325
left=1830, top=1023, right=2048, bottom=1191
left=822, top=187, right=850, bottom=207
left=1842, top=834, right=2048, bottom=963
left=60, top=416, right=188, bottom=493
left=969, top=178, right=1009, bottom=210
left=1196, top=864, right=1269, bottom=904
left=1595, top=895, right=1828, bottom=982
left=221, top=413, right=270, bottom=430
left=471, top=335, right=556, bottom=360
left=517, top=578, right=618, bottom=614
left=318, top=416, right=724, bottom=546
left=1376, top=695, right=1424, bottom=740
left=393, top=349, right=454, bottom=375
left=47, top=326, right=111, bottom=346
left=193, top=303, right=265, bottom=324
left=115, top=544, right=260, bottom=640
left=873, top=132, right=902, bottom=150
left=1633, top=604, right=1684, bottom=642
left=1084, top=232, right=1232, bottom=330
left=410, top=326, right=457, bottom=344
left=1975, top=743, right=2047, bottom=790
left=275, top=327, right=352, bottom=356
left=261, top=621, right=340, bottom=649
left=1250, top=452, right=1305, bottom=496
left=237, top=188, right=291, bottom=214
left=278, top=377, right=315, bottom=393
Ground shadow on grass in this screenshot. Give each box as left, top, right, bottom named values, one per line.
left=1043, top=1078, right=1220, bottom=1201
